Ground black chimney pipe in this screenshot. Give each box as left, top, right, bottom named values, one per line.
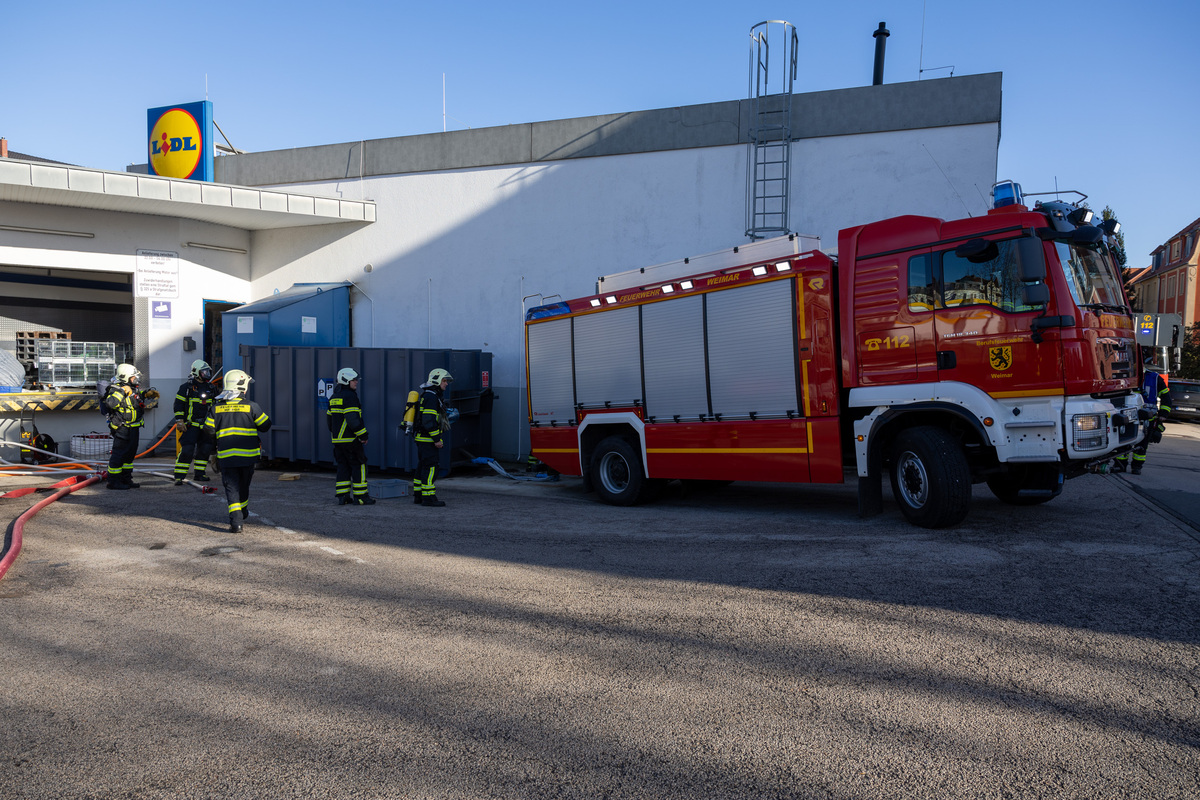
left=872, top=22, right=890, bottom=86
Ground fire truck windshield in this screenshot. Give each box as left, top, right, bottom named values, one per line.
left=1053, top=241, right=1127, bottom=312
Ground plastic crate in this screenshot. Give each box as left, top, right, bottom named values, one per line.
left=368, top=479, right=411, bottom=499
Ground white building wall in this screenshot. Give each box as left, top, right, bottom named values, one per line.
left=248, top=121, right=997, bottom=459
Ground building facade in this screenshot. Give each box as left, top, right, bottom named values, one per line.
left=0, top=73, right=1002, bottom=460
left=1130, top=217, right=1200, bottom=328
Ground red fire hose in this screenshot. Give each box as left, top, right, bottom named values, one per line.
left=0, top=474, right=103, bottom=581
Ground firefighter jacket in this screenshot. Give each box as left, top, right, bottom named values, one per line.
left=104, top=384, right=144, bottom=431
left=327, top=385, right=368, bottom=444
left=203, top=395, right=272, bottom=467
left=414, top=385, right=446, bottom=444
left=174, top=379, right=214, bottom=426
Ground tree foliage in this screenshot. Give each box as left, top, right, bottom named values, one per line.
left=1178, top=322, right=1200, bottom=380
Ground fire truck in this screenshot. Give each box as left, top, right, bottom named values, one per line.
left=524, top=181, right=1144, bottom=528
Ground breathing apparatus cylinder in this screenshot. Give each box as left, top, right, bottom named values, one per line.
left=403, top=390, right=419, bottom=435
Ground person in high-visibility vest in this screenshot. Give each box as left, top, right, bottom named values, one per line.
left=327, top=367, right=374, bottom=505
left=104, top=363, right=144, bottom=490
left=413, top=368, right=452, bottom=507
left=172, top=360, right=215, bottom=485
left=1114, top=369, right=1171, bottom=475
left=204, top=370, right=271, bottom=533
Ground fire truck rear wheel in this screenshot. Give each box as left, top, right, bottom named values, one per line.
left=591, top=435, right=647, bottom=506
left=888, top=425, right=971, bottom=529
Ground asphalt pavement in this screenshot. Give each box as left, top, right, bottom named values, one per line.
left=1, top=428, right=1197, bottom=799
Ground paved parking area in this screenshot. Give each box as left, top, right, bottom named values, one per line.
left=1, top=441, right=1198, bottom=799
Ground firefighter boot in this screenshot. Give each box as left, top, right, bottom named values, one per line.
left=229, top=516, right=243, bottom=533
left=355, top=496, right=377, bottom=506
left=337, top=494, right=353, bottom=505
left=413, top=492, right=423, bottom=505
left=423, top=494, right=446, bottom=508
left=1131, top=463, right=1143, bottom=475
left=175, top=479, right=185, bottom=486
left=125, top=476, right=141, bottom=489
left=108, top=480, right=129, bottom=490
left=193, top=472, right=209, bottom=483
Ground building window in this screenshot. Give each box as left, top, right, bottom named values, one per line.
left=1187, top=233, right=1195, bottom=260
left=1171, top=240, right=1182, bottom=262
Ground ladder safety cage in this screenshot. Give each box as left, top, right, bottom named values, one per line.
left=746, top=20, right=799, bottom=241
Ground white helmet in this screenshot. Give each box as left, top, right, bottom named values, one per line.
left=223, top=369, right=253, bottom=394
left=190, top=359, right=213, bottom=382
left=115, top=363, right=140, bottom=386
left=427, top=368, right=453, bottom=386
left=337, top=367, right=359, bottom=386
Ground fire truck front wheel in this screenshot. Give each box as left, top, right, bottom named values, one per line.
left=591, top=436, right=648, bottom=506
left=888, top=425, right=971, bottom=529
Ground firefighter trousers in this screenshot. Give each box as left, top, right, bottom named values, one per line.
left=220, top=465, right=256, bottom=524
left=333, top=441, right=368, bottom=500
left=175, top=425, right=214, bottom=479
left=108, top=427, right=140, bottom=484
left=414, top=441, right=440, bottom=498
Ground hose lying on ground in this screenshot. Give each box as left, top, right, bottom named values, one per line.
left=0, top=474, right=104, bottom=581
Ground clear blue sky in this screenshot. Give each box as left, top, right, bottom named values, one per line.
left=4, top=0, right=1197, bottom=265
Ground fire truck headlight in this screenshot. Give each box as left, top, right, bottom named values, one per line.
left=1071, top=413, right=1107, bottom=450
left=752, top=266, right=768, bottom=277
left=589, top=299, right=601, bottom=307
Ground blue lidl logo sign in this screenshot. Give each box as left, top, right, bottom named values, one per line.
left=147, top=101, right=213, bottom=181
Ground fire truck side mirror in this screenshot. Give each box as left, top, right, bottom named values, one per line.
left=1023, top=283, right=1050, bottom=307
left=1017, top=237, right=1047, bottom=282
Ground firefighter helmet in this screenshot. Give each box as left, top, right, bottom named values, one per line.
left=114, top=363, right=140, bottom=386
left=427, top=368, right=453, bottom=386
left=223, top=369, right=253, bottom=394
left=337, top=367, right=359, bottom=386
left=190, top=359, right=213, bottom=382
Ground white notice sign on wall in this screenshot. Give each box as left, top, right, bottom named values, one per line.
left=301, top=316, right=317, bottom=334
left=237, top=316, right=254, bottom=333
left=134, top=250, right=179, bottom=298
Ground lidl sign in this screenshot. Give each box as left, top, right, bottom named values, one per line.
left=147, top=101, right=213, bottom=181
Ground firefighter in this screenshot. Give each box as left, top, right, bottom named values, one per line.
left=327, top=367, right=375, bottom=505
left=204, top=369, right=271, bottom=533
left=413, top=368, right=452, bottom=507
left=104, top=363, right=144, bottom=490
left=1114, top=369, right=1170, bottom=475
left=172, top=359, right=216, bottom=485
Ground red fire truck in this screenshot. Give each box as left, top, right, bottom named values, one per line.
left=524, top=182, right=1144, bottom=528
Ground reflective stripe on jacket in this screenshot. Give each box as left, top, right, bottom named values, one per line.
left=104, top=385, right=144, bottom=429
left=413, top=386, right=444, bottom=444
left=204, top=398, right=271, bottom=466
left=174, top=379, right=213, bottom=425
left=327, top=386, right=368, bottom=444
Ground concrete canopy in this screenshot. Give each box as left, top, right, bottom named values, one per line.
left=0, top=157, right=375, bottom=232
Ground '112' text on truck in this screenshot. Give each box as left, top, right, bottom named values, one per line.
left=525, top=182, right=1143, bottom=528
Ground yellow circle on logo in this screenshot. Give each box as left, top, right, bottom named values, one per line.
left=149, top=108, right=203, bottom=178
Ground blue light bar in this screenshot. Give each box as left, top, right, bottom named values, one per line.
left=526, top=301, right=571, bottom=321
left=992, top=180, right=1024, bottom=209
